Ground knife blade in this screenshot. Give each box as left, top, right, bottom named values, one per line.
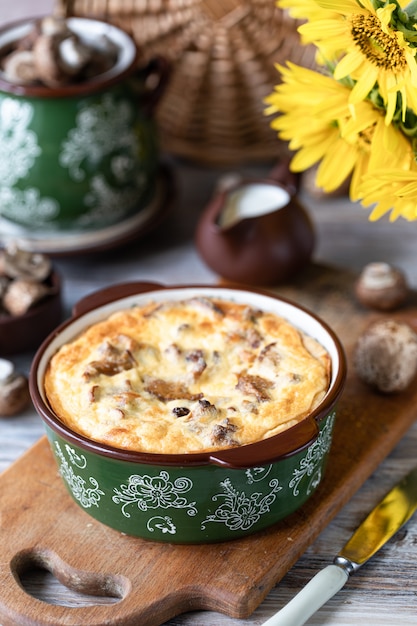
left=263, top=465, right=417, bottom=626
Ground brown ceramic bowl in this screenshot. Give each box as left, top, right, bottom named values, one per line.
left=0, top=270, right=63, bottom=355
left=30, top=282, right=346, bottom=543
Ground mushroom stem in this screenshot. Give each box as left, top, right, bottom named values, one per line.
left=0, top=358, right=14, bottom=384
left=0, top=358, right=31, bottom=417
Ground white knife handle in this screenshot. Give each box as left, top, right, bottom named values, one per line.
left=262, top=564, right=349, bottom=626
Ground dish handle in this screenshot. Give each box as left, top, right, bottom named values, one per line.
left=72, top=281, right=164, bottom=317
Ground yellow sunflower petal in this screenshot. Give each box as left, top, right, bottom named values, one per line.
left=349, top=64, right=379, bottom=103
left=349, top=152, right=370, bottom=200
left=316, top=139, right=358, bottom=190
left=333, top=50, right=363, bottom=80
left=315, top=0, right=368, bottom=14
left=290, top=132, right=338, bottom=170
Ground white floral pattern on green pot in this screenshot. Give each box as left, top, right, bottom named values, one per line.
left=0, top=18, right=167, bottom=233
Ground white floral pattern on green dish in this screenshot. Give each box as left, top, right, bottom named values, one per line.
left=112, top=471, right=198, bottom=519
left=289, top=412, right=335, bottom=497
left=54, top=441, right=104, bottom=509
left=201, top=476, right=282, bottom=532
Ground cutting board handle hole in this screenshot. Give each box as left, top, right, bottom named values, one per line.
left=11, top=547, right=131, bottom=607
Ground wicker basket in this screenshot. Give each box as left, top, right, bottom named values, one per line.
left=56, top=0, right=316, bottom=166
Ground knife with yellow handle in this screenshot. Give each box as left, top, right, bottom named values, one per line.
left=263, top=465, right=417, bottom=626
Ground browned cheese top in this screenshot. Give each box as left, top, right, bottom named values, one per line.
left=44, top=297, right=331, bottom=454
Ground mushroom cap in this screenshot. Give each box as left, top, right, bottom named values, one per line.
left=2, top=49, right=38, bottom=84
left=0, top=246, right=51, bottom=282
left=355, top=262, right=409, bottom=311
left=353, top=319, right=417, bottom=393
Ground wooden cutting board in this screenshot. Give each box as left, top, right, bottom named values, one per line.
left=1, top=263, right=417, bottom=626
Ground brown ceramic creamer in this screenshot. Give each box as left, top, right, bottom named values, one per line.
left=195, top=176, right=315, bottom=285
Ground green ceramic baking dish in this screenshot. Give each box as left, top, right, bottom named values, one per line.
left=29, top=283, right=346, bottom=543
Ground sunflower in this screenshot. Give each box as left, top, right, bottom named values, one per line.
left=279, top=0, right=345, bottom=59
left=359, top=168, right=417, bottom=221
left=277, top=0, right=337, bottom=22
left=277, top=0, right=340, bottom=61
left=296, top=0, right=417, bottom=123
left=264, top=61, right=410, bottom=197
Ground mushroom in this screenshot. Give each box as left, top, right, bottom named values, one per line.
left=30, top=16, right=79, bottom=85
left=39, top=15, right=71, bottom=38
left=88, top=33, right=119, bottom=66
left=32, top=32, right=70, bottom=86
left=3, top=279, right=50, bottom=317
left=355, top=262, right=409, bottom=311
left=1, top=15, right=118, bottom=88
left=0, top=246, right=51, bottom=281
left=2, top=49, right=38, bottom=84
left=353, top=319, right=417, bottom=393
left=58, top=35, right=92, bottom=76
left=0, top=358, right=30, bottom=416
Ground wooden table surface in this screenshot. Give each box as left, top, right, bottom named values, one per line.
left=1, top=2, right=417, bottom=625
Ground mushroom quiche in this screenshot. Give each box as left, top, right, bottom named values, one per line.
left=45, top=297, right=331, bottom=454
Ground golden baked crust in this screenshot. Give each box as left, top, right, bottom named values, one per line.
left=44, top=297, right=331, bottom=454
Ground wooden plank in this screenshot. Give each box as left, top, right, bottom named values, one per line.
left=1, top=263, right=417, bottom=626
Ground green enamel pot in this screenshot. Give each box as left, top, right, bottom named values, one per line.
left=30, top=283, right=346, bottom=544
left=0, top=17, right=168, bottom=233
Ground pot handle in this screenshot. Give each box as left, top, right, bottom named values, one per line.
left=72, top=281, right=164, bottom=317
left=133, top=56, right=171, bottom=116
left=208, top=416, right=320, bottom=469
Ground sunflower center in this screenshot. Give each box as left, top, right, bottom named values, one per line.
left=351, top=14, right=406, bottom=72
